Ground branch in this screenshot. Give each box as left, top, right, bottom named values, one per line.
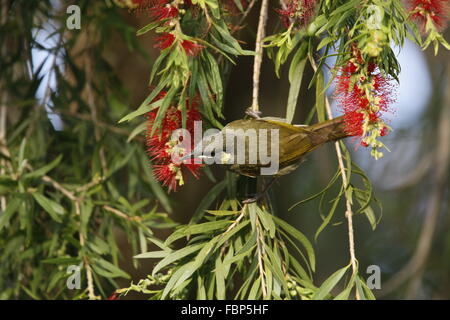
left=103, top=205, right=142, bottom=222
left=233, top=0, right=258, bottom=34
left=255, top=217, right=268, bottom=298
left=310, top=59, right=360, bottom=299
left=251, top=0, right=269, bottom=111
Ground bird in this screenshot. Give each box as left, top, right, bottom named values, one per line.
left=208, top=114, right=350, bottom=178
left=181, top=112, right=351, bottom=203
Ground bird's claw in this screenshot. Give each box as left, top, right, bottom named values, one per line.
left=245, top=108, right=262, bottom=119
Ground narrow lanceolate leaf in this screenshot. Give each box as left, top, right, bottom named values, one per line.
left=141, top=155, right=173, bottom=214
left=152, top=243, right=205, bottom=276
left=136, top=21, right=160, bottom=36
left=272, top=216, right=316, bottom=272
left=23, top=155, right=63, bottom=180
left=315, top=71, right=326, bottom=122
left=312, top=265, right=350, bottom=300
left=31, top=192, right=65, bottom=223
left=190, top=180, right=227, bottom=224
left=286, top=43, right=308, bottom=124
left=0, top=198, right=21, bottom=230
left=165, top=220, right=231, bottom=246
left=133, top=250, right=169, bottom=259
left=118, top=78, right=168, bottom=123
left=127, top=121, right=146, bottom=142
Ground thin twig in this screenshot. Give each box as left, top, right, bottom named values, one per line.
left=252, top=0, right=269, bottom=111
left=324, top=94, right=360, bottom=300
left=233, top=0, right=258, bottom=34
left=103, top=205, right=142, bottom=222
left=310, top=58, right=360, bottom=299
left=41, top=175, right=78, bottom=201
left=255, top=217, right=268, bottom=298
left=74, top=201, right=97, bottom=300
left=0, top=1, right=9, bottom=211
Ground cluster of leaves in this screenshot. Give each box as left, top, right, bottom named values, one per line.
left=121, top=172, right=378, bottom=300
left=120, top=196, right=317, bottom=300
left=0, top=0, right=176, bottom=299
left=118, top=0, right=253, bottom=130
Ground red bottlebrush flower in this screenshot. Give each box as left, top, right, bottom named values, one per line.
left=181, top=40, right=204, bottom=56
left=379, top=126, right=389, bottom=137
left=107, top=291, right=119, bottom=300
left=154, top=33, right=175, bottom=50
left=149, top=1, right=179, bottom=21
left=145, top=98, right=203, bottom=192
left=335, top=62, right=396, bottom=146
left=277, top=0, right=317, bottom=28
left=407, top=0, right=450, bottom=32
left=153, top=163, right=180, bottom=191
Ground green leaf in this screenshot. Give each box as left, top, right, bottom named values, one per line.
left=141, top=155, right=172, bottom=214
left=165, top=220, right=231, bottom=245
left=256, top=207, right=276, bottom=239
left=315, top=71, right=326, bottom=122
left=215, top=256, right=226, bottom=299
left=272, top=216, right=315, bottom=271
left=118, top=78, right=168, bottom=123
left=312, top=265, right=350, bottom=300
left=152, top=243, right=204, bottom=276
left=334, top=273, right=356, bottom=300
left=136, top=21, right=160, bottom=36
left=134, top=250, right=169, bottom=259
left=190, top=180, right=227, bottom=224
left=127, top=121, right=147, bottom=142
left=91, top=257, right=131, bottom=279
left=286, top=43, right=308, bottom=124
left=0, top=197, right=21, bottom=230
left=31, top=192, right=65, bottom=223
left=23, top=155, right=63, bottom=180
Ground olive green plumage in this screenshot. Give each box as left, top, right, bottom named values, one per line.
left=220, top=116, right=349, bottom=177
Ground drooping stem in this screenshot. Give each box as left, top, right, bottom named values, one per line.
left=310, top=58, right=360, bottom=299
left=252, top=0, right=269, bottom=111
left=324, top=96, right=360, bottom=300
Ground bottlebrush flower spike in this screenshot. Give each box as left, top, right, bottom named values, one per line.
left=181, top=40, right=205, bottom=56
left=145, top=95, right=203, bottom=192
left=154, top=33, right=175, bottom=50
left=149, top=0, right=179, bottom=21
left=335, top=61, right=396, bottom=159
left=407, top=0, right=450, bottom=32
left=277, top=0, right=317, bottom=28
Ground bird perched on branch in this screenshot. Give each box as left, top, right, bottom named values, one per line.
left=205, top=114, right=350, bottom=177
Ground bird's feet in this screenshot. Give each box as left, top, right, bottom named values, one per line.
left=245, top=107, right=262, bottom=119
left=241, top=177, right=277, bottom=204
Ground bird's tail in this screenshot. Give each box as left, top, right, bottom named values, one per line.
left=308, top=116, right=350, bottom=146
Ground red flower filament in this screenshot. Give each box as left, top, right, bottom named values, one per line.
left=181, top=40, right=205, bottom=56
left=335, top=61, right=396, bottom=158
left=407, top=0, right=450, bottom=32
left=154, top=33, right=175, bottom=50
left=146, top=95, right=203, bottom=192
left=277, top=0, right=317, bottom=28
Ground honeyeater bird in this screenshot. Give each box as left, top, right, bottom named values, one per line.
left=205, top=114, right=350, bottom=178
